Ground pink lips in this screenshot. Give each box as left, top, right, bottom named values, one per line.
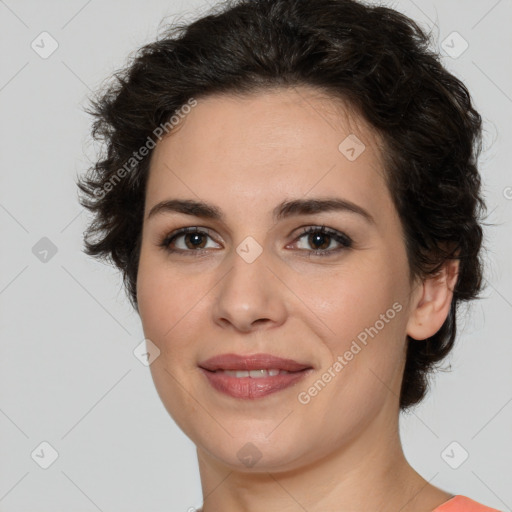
left=198, top=353, right=313, bottom=399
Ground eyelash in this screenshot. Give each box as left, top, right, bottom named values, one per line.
left=158, top=225, right=353, bottom=258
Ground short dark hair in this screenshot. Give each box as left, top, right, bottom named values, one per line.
left=76, top=0, right=486, bottom=410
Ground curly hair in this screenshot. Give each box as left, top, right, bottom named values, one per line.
left=76, top=0, right=486, bottom=410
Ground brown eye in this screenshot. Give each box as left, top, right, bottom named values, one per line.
left=307, top=231, right=332, bottom=250
left=182, top=232, right=208, bottom=249
left=292, top=226, right=352, bottom=257
left=160, top=227, right=221, bottom=253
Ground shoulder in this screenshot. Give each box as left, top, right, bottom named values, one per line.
left=433, top=495, right=502, bottom=512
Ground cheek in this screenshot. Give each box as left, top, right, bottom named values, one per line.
left=306, top=253, right=409, bottom=398
left=136, top=249, right=219, bottom=370
left=136, top=250, right=191, bottom=352
left=313, top=258, right=407, bottom=343
left=136, top=252, right=208, bottom=427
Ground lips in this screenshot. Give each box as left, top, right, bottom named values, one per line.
left=198, top=353, right=313, bottom=399
left=199, top=353, right=312, bottom=372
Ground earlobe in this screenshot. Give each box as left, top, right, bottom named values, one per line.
left=406, top=259, right=459, bottom=340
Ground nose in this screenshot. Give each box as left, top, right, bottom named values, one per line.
left=211, top=245, right=288, bottom=333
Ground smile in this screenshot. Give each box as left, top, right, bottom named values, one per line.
left=198, top=352, right=313, bottom=399
left=219, top=369, right=291, bottom=378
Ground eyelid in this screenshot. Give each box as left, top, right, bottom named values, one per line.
left=293, top=225, right=352, bottom=244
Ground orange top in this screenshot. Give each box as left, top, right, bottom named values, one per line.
left=433, top=495, right=502, bottom=511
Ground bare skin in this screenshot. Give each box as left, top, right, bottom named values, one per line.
left=136, top=86, right=458, bottom=512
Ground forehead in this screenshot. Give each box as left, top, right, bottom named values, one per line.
left=145, top=86, right=389, bottom=219
left=157, top=86, right=381, bottom=154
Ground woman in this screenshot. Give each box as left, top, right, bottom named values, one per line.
left=77, top=0, right=499, bottom=510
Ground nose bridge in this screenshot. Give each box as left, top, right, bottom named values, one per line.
left=212, top=236, right=287, bottom=331
left=222, top=237, right=272, bottom=306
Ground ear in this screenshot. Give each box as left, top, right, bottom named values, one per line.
left=406, top=259, right=460, bottom=340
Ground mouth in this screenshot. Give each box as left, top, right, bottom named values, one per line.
left=198, top=353, right=313, bottom=399
left=199, top=352, right=312, bottom=372
left=215, top=368, right=295, bottom=378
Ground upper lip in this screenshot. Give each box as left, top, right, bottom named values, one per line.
left=199, top=353, right=312, bottom=372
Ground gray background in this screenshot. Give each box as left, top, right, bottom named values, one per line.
left=0, top=0, right=511, bottom=511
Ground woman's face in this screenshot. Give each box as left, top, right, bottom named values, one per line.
left=136, top=87, right=420, bottom=471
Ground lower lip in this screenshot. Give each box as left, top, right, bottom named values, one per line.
left=199, top=368, right=312, bottom=399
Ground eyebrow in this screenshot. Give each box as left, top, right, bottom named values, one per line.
left=147, top=197, right=374, bottom=224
